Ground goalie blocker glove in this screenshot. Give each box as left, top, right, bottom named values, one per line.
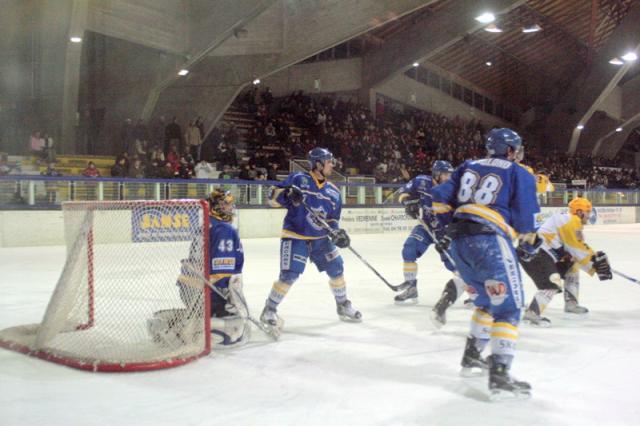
left=331, top=228, right=350, bottom=248
left=592, top=251, right=612, bottom=281
left=403, top=198, right=420, bottom=219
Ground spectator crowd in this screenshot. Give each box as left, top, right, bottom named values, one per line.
left=18, top=88, right=638, bottom=190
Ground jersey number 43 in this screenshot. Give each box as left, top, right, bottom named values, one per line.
left=457, top=171, right=503, bottom=205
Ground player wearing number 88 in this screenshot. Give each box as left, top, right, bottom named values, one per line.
left=431, top=128, right=540, bottom=400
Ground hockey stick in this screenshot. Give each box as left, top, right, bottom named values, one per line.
left=612, top=269, right=640, bottom=285
left=416, top=208, right=457, bottom=269
left=182, top=263, right=280, bottom=340
left=298, top=198, right=405, bottom=291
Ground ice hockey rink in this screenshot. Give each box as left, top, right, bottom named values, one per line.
left=1, top=224, right=640, bottom=426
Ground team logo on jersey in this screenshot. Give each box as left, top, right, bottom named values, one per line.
left=306, top=206, right=327, bottom=231
left=299, top=176, right=310, bottom=188
left=212, top=257, right=236, bottom=271
left=485, top=279, right=508, bottom=306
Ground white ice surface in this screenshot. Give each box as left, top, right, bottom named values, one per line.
left=1, top=224, right=640, bottom=426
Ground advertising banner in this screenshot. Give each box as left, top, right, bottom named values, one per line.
left=340, top=208, right=415, bottom=234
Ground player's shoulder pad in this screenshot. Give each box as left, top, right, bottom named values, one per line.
left=290, top=172, right=314, bottom=189
left=327, top=181, right=339, bottom=191
left=514, top=162, right=536, bottom=182
left=567, top=213, right=583, bottom=229
left=471, top=158, right=513, bottom=170
left=413, top=174, right=433, bottom=187
left=516, top=163, right=535, bottom=175
left=324, top=181, right=342, bottom=203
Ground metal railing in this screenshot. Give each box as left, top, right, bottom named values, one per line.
left=1, top=176, right=639, bottom=209
left=0, top=176, right=404, bottom=208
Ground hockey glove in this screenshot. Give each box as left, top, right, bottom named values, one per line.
left=435, top=235, right=452, bottom=255
left=285, top=185, right=304, bottom=206
left=403, top=199, right=420, bottom=219
left=331, top=228, right=350, bottom=248
left=517, top=233, right=542, bottom=262
left=555, top=254, right=574, bottom=279
left=592, top=251, right=612, bottom=281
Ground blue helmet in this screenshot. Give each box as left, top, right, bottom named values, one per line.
left=485, top=128, right=523, bottom=158
left=432, top=160, right=454, bottom=177
left=308, top=147, right=335, bottom=170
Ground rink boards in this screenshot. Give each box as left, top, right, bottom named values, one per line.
left=1, top=205, right=638, bottom=247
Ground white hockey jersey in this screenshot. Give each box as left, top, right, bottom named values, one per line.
left=538, top=212, right=595, bottom=275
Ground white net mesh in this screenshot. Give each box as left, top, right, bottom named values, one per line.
left=0, top=200, right=210, bottom=371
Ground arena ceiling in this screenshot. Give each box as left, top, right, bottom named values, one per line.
left=364, top=0, right=638, bottom=110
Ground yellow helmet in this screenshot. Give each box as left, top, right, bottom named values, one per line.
left=207, top=188, right=235, bottom=222
left=568, top=197, right=592, bottom=216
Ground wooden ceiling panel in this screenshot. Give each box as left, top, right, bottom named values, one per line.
left=426, top=0, right=636, bottom=110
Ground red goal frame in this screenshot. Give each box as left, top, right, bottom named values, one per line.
left=0, top=199, right=211, bottom=372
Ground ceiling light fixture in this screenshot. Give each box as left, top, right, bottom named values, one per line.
left=253, top=78, right=261, bottom=85
left=622, top=52, right=638, bottom=61
left=522, top=24, right=542, bottom=33
left=70, top=36, right=82, bottom=43
left=616, top=127, right=623, bottom=132
left=178, top=69, right=189, bottom=76
left=475, top=13, right=496, bottom=24
left=485, top=61, right=493, bottom=67
left=412, top=62, right=420, bottom=67
left=577, top=124, right=585, bottom=130
left=484, top=23, right=503, bottom=33
left=609, top=57, right=624, bottom=65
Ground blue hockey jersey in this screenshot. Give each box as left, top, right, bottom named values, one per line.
left=431, top=158, right=539, bottom=238
left=399, top=175, right=452, bottom=231
left=272, top=172, right=342, bottom=239
left=208, top=217, right=244, bottom=284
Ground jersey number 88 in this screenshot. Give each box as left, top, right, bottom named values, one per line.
left=457, top=171, right=502, bottom=205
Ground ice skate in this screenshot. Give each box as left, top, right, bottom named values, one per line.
left=337, top=300, right=362, bottom=322
left=523, top=309, right=551, bottom=328
left=260, top=306, right=284, bottom=338
left=430, top=280, right=458, bottom=329
left=430, top=294, right=451, bottom=329
left=488, top=356, right=531, bottom=401
left=564, top=302, right=589, bottom=316
left=460, top=337, right=488, bottom=377
left=463, top=298, right=475, bottom=309
left=394, top=280, right=418, bottom=305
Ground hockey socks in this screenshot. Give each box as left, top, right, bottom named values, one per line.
left=265, top=280, right=292, bottom=310
left=329, top=276, right=348, bottom=304
left=402, top=262, right=418, bottom=282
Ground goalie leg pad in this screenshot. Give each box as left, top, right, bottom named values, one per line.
left=147, top=309, right=201, bottom=348
left=211, top=315, right=251, bottom=349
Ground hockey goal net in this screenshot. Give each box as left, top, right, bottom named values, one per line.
left=0, top=200, right=211, bottom=371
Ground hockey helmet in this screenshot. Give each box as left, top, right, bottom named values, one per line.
left=207, top=188, right=235, bottom=222
left=485, top=128, right=523, bottom=158
left=307, top=147, right=336, bottom=170
left=432, top=160, right=454, bottom=179
left=568, top=197, right=592, bottom=216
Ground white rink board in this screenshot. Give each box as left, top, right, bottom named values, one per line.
left=1, top=224, right=640, bottom=425
left=0, top=205, right=637, bottom=247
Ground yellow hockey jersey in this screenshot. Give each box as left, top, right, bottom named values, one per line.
left=538, top=212, right=595, bottom=275
left=536, top=174, right=554, bottom=193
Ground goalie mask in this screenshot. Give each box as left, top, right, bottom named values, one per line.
left=208, top=188, right=235, bottom=222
